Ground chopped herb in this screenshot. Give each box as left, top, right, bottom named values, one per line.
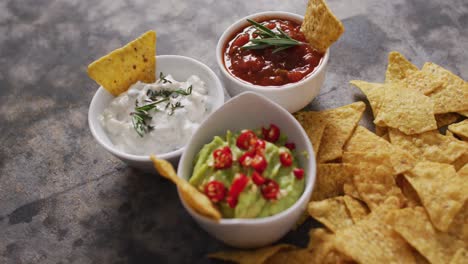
left=241, top=19, right=305, bottom=53
left=131, top=98, right=169, bottom=137
left=159, top=72, right=172, bottom=84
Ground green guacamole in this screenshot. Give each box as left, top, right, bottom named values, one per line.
left=189, top=129, right=305, bottom=218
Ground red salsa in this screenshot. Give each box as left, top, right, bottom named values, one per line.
left=224, top=18, right=324, bottom=86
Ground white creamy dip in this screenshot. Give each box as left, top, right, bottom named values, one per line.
left=99, top=74, right=211, bottom=155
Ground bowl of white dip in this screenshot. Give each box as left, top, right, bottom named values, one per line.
left=88, top=55, right=225, bottom=171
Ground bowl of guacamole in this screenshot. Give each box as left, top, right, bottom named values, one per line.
left=190, top=126, right=306, bottom=219
left=177, top=92, right=316, bottom=248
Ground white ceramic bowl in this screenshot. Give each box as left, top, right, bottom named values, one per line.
left=177, top=92, right=316, bottom=248
left=216, top=11, right=329, bottom=113
left=88, top=55, right=225, bottom=171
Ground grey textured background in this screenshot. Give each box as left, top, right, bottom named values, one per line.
left=0, top=0, right=467, bottom=263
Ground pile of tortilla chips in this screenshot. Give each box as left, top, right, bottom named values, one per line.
left=208, top=52, right=467, bottom=263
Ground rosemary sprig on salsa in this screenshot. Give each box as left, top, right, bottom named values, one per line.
left=241, top=19, right=305, bottom=53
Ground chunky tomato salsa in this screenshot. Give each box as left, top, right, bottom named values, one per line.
left=224, top=18, right=324, bottom=86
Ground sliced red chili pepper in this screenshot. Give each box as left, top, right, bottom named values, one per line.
left=279, top=152, right=293, bottom=167
left=204, top=181, right=226, bottom=203
left=251, top=154, right=268, bottom=173
left=262, top=124, right=280, bottom=143
left=236, top=130, right=258, bottom=150
left=254, top=139, right=266, bottom=153
left=213, top=146, right=233, bottom=169
left=261, top=179, right=279, bottom=200
left=227, top=173, right=249, bottom=208
left=239, top=151, right=255, bottom=167
left=251, top=171, right=266, bottom=185
left=284, top=142, right=296, bottom=150
left=293, top=168, right=304, bottom=180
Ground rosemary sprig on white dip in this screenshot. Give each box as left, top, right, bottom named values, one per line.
left=241, top=19, right=305, bottom=53
left=130, top=72, right=193, bottom=137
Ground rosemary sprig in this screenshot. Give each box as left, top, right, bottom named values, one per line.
left=159, top=72, right=172, bottom=84
left=241, top=19, right=305, bottom=53
left=131, top=98, right=169, bottom=137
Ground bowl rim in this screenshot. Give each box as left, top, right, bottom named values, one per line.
left=215, top=11, right=330, bottom=93
left=88, top=54, right=225, bottom=162
left=177, top=91, right=316, bottom=225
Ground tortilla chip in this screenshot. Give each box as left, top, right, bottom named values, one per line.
left=345, top=126, right=415, bottom=174
left=385, top=51, right=419, bottom=83
left=343, top=183, right=361, bottom=201
left=374, top=85, right=437, bottom=135
left=453, top=152, right=468, bottom=171
left=421, top=62, right=468, bottom=114
left=265, top=249, right=313, bottom=264
left=395, top=174, right=422, bottom=208
left=459, top=110, right=468, bottom=117
left=343, top=151, right=405, bottom=210
left=447, top=201, right=468, bottom=244
left=294, top=113, right=327, bottom=156
left=88, top=31, right=156, bottom=96
left=448, top=119, right=468, bottom=140
left=295, top=102, right=365, bottom=163
left=308, top=196, right=354, bottom=232
left=333, top=197, right=416, bottom=263
left=306, top=228, right=352, bottom=263
left=403, top=70, right=444, bottom=95
left=459, top=164, right=468, bottom=176
left=404, top=161, right=468, bottom=231
left=311, top=164, right=352, bottom=201
left=349, top=80, right=386, bottom=117
left=387, top=207, right=465, bottom=264
left=301, top=0, right=344, bottom=52
left=343, top=195, right=369, bottom=223
left=150, top=156, right=221, bottom=221
left=208, top=244, right=295, bottom=264
left=450, top=248, right=468, bottom=264
left=375, top=126, right=388, bottom=137
left=435, top=113, right=460, bottom=128
left=388, top=128, right=468, bottom=164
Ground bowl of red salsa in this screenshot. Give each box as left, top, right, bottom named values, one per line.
left=216, top=11, right=329, bottom=113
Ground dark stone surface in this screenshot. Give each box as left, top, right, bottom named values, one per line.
left=0, top=0, right=466, bottom=263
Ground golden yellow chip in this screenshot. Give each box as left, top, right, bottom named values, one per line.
left=459, top=110, right=468, bottom=117
left=374, top=86, right=437, bottom=135
left=264, top=249, right=313, bottom=264
left=404, top=161, right=468, bottom=231
left=306, top=228, right=352, bottom=263
left=88, top=31, right=156, bottom=96
left=403, top=69, right=444, bottom=95
left=300, top=102, right=366, bottom=162
left=345, top=126, right=415, bottom=174
left=294, top=113, right=327, bottom=156
left=301, top=0, right=344, bottom=53
left=421, top=62, right=468, bottom=114
left=448, top=119, right=468, bottom=140
left=310, top=164, right=352, bottom=201
left=343, top=182, right=361, bottom=200
left=388, top=128, right=468, bottom=164
left=387, top=207, right=465, bottom=264
left=447, top=201, right=468, bottom=244
left=208, top=244, right=295, bottom=264
left=343, top=151, right=405, bottom=210
left=343, top=195, right=369, bottom=223
left=308, top=196, right=354, bottom=232
left=435, top=113, right=460, bottom=128
left=450, top=248, right=468, bottom=264
left=333, top=197, right=416, bottom=263
left=349, top=80, right=386, bottom=117
left=150, top=156, right=221, bottom=221
left=395, top=174, right=422, bottom=208
left=385, top=51, right=419, bottom=83
left=375, top=125, right=388, bottom=137
left=453, top=152, right=468, bottom=171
